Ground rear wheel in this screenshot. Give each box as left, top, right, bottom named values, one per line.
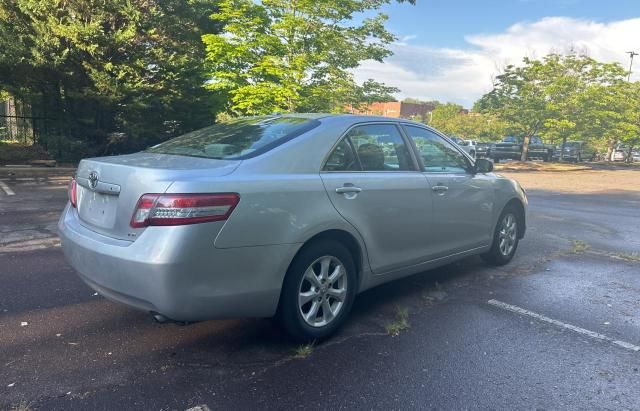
left=481, top=205, right=520, bottom=266
left=277, top=240, right=357, bottom=341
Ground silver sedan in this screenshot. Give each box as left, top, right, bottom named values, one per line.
left=59, top=114, right=527, bottom=340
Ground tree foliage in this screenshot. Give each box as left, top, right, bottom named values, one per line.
left=476, top=53, right=633, bottom=161
left=428, top=103, right=507, bottom=141
left=202, top=0, right=402, bottom=115
left=0, top=0, right=220, bottom=157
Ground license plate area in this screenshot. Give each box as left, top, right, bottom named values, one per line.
left=77, top=186, right=118, bottom=229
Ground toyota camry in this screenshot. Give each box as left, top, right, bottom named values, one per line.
left=59, top=114, right=527, bottom=340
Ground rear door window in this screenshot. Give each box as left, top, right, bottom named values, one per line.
left=344, top=124, right=414, bottom=171
left=324, top=139, right=360, bottom=171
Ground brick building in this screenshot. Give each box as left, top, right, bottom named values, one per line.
left=347, top=101, right=436, bottom=120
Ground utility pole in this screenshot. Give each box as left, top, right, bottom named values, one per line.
left=627, top=51, right=638, bottom=82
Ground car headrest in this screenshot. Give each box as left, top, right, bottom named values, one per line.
left=358, top=143, right=385, bottom=171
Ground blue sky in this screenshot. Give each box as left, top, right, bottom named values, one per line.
left=354, top=0, right=640, bottom=107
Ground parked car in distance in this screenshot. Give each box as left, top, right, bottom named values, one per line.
left=612, top=145, right=628, bottom=162
left=492, top=136, right=554, bottom=162
left=632, top=150, right=640, bottom=162
left=449, top=136, right=477, bottom=158
left=475, top=142, right=495, bottom=159
left=59, top=114, right=527, bottom=341
left=552, top=141, right=595, bottom=162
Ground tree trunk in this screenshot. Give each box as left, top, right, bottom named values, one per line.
left=520, top=135, right=530, bottom=161
left=606, top=140, right=615, bottom=162
left=627, top=145, right=634, bottom=163
left=560, top=136, right=568, bottom=162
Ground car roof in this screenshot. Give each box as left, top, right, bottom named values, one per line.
left=275, top=113, right=427, bottom=127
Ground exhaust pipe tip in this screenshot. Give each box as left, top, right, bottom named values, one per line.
left=150, top=312, right=193, bottom=326
left=151, top=312, right=169, bottom=323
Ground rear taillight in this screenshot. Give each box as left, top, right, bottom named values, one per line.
left=68, top=178, right=77, bottom=208
left=130, top=193, right=240, bottom=228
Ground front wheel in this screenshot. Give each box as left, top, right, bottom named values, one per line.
left=277, top=241, right=357, bottom=341
left=481, top=206, right=520, bottom=266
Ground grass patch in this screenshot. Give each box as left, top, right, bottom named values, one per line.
left=571, top=240, right=590, bottom=254
left=293, top=342, right=314, bottom=359
left=385, top=306, right=410, bottom=337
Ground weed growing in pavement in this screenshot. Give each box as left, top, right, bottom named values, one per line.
left=571, top=240, right=590, bottom=254
left=10, top=400, right=33, bottom=411
left=293, top=342, right=314, bottom=358
left=385, top=306, right=410, bottom=337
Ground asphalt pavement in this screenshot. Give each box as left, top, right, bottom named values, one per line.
left=1, top=166, right=639, bottom=410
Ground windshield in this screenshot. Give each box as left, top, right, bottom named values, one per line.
left=147, top=116, right=320, bottom=160
left=503, top=136, right=522, bottom=143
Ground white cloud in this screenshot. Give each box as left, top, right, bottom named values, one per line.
left=354, top=17, right=640, bottom=108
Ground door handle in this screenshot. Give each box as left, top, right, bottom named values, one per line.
left=432, top=185, right=448, bottom=193
left=336, top=186, right=362, bottom=194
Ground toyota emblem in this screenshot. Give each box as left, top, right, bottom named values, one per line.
left=88, top=171, right=99, bottom=190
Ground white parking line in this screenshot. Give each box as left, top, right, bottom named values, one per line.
left=0, top=181, right=15, bottom=196
left=488, top=299, right=640, bottom=352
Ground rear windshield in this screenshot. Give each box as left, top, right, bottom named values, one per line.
left=503, top=136, right=522, bottom=143
left=147, top=116, right=320, bottom=160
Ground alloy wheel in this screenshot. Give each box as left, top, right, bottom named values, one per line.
left=298, top=256, right=348, bottom=327
left=498, top=213, right=517, bottom=256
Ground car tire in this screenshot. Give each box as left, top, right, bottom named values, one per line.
left=481, top=205, right=520, bottom=266
left=277, top=240, right=357, bottom=342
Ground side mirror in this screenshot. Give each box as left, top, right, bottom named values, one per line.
left=474, top=158, right=493, bottom=173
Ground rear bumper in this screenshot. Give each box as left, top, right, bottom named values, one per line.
left=58, top=204, right=299, bottom=321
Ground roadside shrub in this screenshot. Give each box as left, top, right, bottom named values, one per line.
left=0, top=141, right=51, bottom=164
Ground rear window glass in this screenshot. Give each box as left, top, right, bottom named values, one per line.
left=147, top=116, right=320, bottom=159
left=503, top=136, right=522, bottom=143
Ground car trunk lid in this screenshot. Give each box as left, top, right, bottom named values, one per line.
left=74, top=152, right=240, bottom=241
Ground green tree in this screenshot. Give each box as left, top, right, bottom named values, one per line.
left=476, top=53, right=628, bottom=161
left=0, top=0, right=219, bottom=158
left=428, top=103, right=507, bottom=141
left=541, top=54, right=626, bottom=160
left=614, top=81, right=640, bottom=161
left=429, top=103, right=464, bottom=132
left=402, top=97, right=440, bottom=106
left=202, top=0, right=407, bottom=115
left=475, top=58, right=550, bottom=161
left=343, top=79, right=399, bottom=113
